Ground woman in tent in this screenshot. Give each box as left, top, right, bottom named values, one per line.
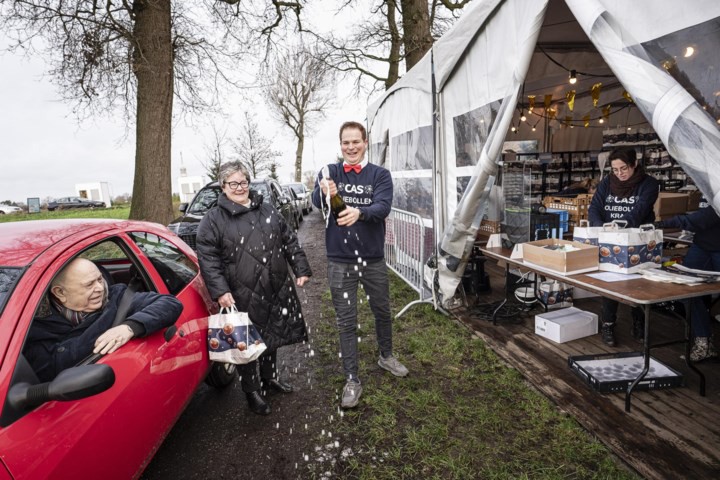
left=588, top=147, right=659, bottom=346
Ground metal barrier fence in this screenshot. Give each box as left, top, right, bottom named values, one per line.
left=384, top=208, right=435, bottom=317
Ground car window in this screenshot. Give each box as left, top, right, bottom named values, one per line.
left=290, top=184, right=305, bottom=195
left=188, top=187, right=220, bottom=214
left=0, top=268, right=22, bottom=316
left=129, top=232, right=198, bottom=295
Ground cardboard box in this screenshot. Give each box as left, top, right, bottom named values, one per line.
left=654, top=192, right=688, bottom=220
left=535, top=307, right=598, bottom=343
left=522, top=238, right=599, bottom=275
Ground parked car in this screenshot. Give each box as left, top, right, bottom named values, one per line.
left=282, top=185, right=304, bottom=223
left=168, top=178, right=299, bottom=250
left=47, top=196, right=106, bottom=211
left=0, top=219, right=236, bottom=479
left=0, top=204, right=23, bottom=215
left=284, top=182, right=312, bottom=214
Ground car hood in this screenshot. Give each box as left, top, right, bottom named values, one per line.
left=168, top=212, right=204, bottom=236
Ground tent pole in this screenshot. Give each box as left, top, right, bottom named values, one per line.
left=431, top=50, right=445, bottom=257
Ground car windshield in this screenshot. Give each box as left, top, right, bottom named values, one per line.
left=0, top=267, right=22, bottom=316
left=251, top=182, right=271, bottom=204
left=188, top=187, right=220, bottom=214
left=289, top=184, right=305, bottom=195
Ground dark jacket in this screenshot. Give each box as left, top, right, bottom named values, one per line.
left=662, top=199, right=720, bottom=252
left=25, top=284, right=182, bottom=382
left=588, top=174, right=659, bottom=227
left=311, top=162, right=393, bottom=263
left=196, top=192, right=311, bottom=351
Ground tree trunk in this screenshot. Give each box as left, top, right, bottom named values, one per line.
left=400, top=0, right=433, bottom=70
left=129, top=0, right=175, bottom=224
left=295, top=123, right=304, bottom=182
left=385, top=0, right=402, bottom=89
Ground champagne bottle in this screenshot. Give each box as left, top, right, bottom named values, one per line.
left=330, top=191, right=347, bottom=220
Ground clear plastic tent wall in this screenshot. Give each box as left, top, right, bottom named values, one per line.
left=434, top=0, right=549, bottom=301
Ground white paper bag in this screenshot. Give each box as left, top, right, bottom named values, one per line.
left=207, top=306, right=266, bottom=364
left=597, top=224, right=663, bottom=274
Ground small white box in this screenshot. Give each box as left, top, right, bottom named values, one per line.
left=535, top=307, right=598, bottom=343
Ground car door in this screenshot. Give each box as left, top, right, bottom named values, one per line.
left=0, top=229, right=210, bottom=479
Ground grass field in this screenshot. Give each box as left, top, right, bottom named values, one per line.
left=0, top=206, right=131, bottom=223
left=308, top=275, right=638, bottom=479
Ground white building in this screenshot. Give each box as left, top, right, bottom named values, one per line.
left=75, top=182, right=112, bottom=207
left=177, top=162, right=204, bottom=203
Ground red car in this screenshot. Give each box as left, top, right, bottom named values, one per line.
left=0, top=219, right=235, bottom=479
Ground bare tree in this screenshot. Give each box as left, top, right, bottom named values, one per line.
left=312, top=0, right=470, bottom=92
left=200, top=124, right=231, bottom=182
left=234, top=112, right=282, bottom=179
left=0, top=0, right=303, bottom=224
left=267, top=45, right=334, bottom=182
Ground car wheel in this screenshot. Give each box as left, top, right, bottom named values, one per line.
left=298, top=210, right=304, bottom=222
left=0, top=211, right=4, bottom=215
left=205, top=362, right=237, bottom=388
left=302, top=207, right=308, bottom=215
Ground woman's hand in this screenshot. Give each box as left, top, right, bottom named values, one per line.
left=218, top=292, right=235, bottom=308
left=296, top=276, right=310, bottom=287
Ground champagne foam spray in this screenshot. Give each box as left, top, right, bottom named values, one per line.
left=320, top=166, right=331, bottom=228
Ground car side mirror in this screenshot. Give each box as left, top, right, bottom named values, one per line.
left=6, top=364, right=115, bottom=413
left=279, top=196, right=290, bottom=206
left=178, top=203, right=188, bottom=213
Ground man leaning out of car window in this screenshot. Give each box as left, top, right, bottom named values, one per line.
left=24, top=258, right=182, bottom=382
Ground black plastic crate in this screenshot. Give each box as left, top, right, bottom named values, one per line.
left=568, top=352, right=684, bottom=393
left=504, top=210, right=561, bottom=244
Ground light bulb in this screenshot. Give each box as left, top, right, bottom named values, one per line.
left=627, top=127, right=632, bottom=131
left=511, top=126, right=516, bottom=132
left=520, top=112, right=527, bottom=122
left=531, top=125, right=536, bottom=132
left=599, top=118, right=604, bottom=124
left=569, top=70, right=577, bottom=85
left=684, top=46, right=695, bottom=58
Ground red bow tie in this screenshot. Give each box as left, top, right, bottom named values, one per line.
left=344, top=163, right=362, bottom=173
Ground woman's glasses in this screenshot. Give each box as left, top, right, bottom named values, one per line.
left=612, top=165, right=630, bottom=175
left=224, top=181, right=249, bottom=190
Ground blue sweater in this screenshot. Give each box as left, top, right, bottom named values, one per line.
left=663, top=199, right=720, bottom=252
left=312, top=163, right=393, bottom=263
left=588, top=174, right=659, bottom=227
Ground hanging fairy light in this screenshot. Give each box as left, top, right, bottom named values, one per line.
left=528, top=95, right=536, bottom=113
left=520, top=110, right=527, bottom=122
left=569, top=69, right=577, bottom=84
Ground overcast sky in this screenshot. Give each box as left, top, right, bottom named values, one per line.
left=0, top=3, right=371, bottom=204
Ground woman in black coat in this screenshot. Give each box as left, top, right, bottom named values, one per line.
left=196, top=161, right=311, bottom=415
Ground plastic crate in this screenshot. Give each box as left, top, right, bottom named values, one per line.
left=543, top=194, right=591, bottom=218
left=478, top=219, right=502, bottom=235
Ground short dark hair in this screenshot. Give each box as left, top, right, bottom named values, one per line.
left=339, top=121, right=367, bottom=142
left=608, top=146, right=639, bottom=168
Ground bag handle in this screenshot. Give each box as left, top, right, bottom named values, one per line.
left=578, top=219, right=589, bottom=227
left=639, top=223, right=656, bottom=231
left=219, top=304, right=239, bottom=314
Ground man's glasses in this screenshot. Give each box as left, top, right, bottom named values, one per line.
left=224, top=181, right=249, bottom=190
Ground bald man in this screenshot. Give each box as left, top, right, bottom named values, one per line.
left=25, top=258, right=183, bottom=382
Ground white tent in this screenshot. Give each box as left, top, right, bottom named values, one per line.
left=367, top=0, right=720, bottom=304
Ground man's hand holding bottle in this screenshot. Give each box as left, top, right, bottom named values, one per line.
left=321, top=178, right=361, bottom=227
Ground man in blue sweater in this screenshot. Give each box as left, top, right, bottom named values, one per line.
left=656, top=197, right=720, bottom=362
left=312, top=121, right=409, bottom=409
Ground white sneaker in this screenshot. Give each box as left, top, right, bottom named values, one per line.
left=378, top=355, right=409, bottom=377
left=341, top=380, right=362, bottom=409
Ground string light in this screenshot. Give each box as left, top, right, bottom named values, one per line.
left=569, top=69, right=577, bottom=85
left=520, top=111, right=527, bottom=122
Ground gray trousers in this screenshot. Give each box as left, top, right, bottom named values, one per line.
left=328, top=259, right=393, bottom=382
